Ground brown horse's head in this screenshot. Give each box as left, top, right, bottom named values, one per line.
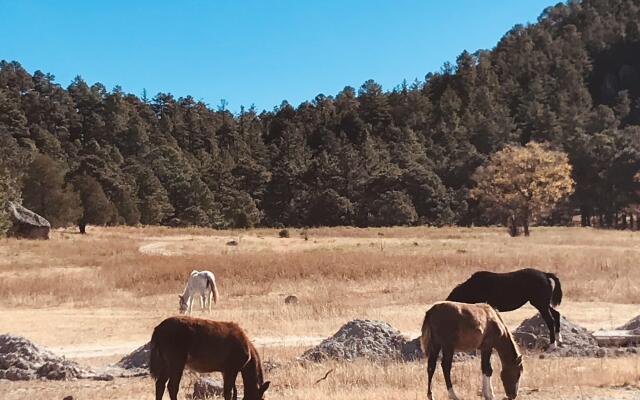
left=178, top=295, right=188, bottom=313
left=253, top=381, right=270, bottom=400
left=500, top=354, right=523, bottom=399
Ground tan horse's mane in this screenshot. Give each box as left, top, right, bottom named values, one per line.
left=490, top=305, right=522, bottom=360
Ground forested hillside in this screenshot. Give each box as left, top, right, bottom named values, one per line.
left=1, top=0, right=640, bottom=230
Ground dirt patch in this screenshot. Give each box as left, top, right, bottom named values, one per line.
left=0, top=334, right=110, bottom=381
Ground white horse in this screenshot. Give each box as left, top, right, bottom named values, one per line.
left=178, top=270, right=220, bottom=314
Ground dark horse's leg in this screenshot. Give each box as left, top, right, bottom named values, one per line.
left=533, top=303, right=557, bottom=347
left=426, top=344, right=440, bottom=400
left=223, top=370, right=239, bottom=400
left=441, top=347, right=460, bottom=400
left=155, top=373, right=169, bottom=400
left=549, top=307, right=562, bottom=343
left=480, top=350, right=495, bottom=400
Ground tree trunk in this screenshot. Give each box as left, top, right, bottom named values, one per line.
left=580, top=205, right=591, bottom=227
left=79, top=222, right=86, bottom=234
left=523, top=217, right=530, bottom=237
left=508, top=214, right=518, bottom=237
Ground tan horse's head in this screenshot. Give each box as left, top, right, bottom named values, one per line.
left=500, top=354, right=523, bottom=399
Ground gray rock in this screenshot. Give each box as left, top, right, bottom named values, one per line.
left=7, top=202, right=50, bottom=240
left=284, top=295, right=298, bottom=305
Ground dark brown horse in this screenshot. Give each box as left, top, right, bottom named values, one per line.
left=421, top=301, right=523, bottom=400
left=150, top=316, right=270, bottom=400
left=447, top=268, right=563, bottom=348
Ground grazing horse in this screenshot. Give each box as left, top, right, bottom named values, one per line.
left=446, top=268, right=563, bottom=347
left=421, top=301, right=523, bottom=400
left=150, top=316, right=271, bottom=400
left=179, top=270, right=220, bottom=314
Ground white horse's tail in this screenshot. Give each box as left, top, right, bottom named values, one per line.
left=206, top=275, right=219, bottom=304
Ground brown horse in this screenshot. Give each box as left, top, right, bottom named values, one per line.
left=421, top=301, right=523, bottom=400
left=150, top=316, right=270, bottom=400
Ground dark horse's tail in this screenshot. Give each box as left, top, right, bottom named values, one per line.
left=149, top=326, right=165, bottom=380
left=546, top=273, right=563, bottom=307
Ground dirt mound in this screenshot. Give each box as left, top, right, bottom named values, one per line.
left=301, top=319, right=474, bottom=363
left=0, top=334, right=108, bottom=381
left=512, top=314, right=603, bottom=357
left=301, top=319, right=406, bottom=362
left=116, top=342, right=150, bottom=371
left=618, top=315, right=640, bottom=331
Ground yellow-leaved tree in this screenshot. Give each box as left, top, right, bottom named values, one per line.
left=471, top=142, right=575, bottom=236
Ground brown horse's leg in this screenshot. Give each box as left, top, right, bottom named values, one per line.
left=223, top=370, right=239, bottom=400
left=426, top=345, right=440, bottom=400
left=549, top=307, right=562, bottom=343
left=167, top=364, right=185, bottom=400
left=441, top=348, right=459, bottom=400
left=155, top=374, right=169, bottom=400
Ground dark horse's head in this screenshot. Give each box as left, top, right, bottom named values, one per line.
left=446, top=273, right=486, bottom=304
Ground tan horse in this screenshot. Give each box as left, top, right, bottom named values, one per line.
left=420, top=301, right=523, bottom=400
left=150, top=316, right=270, bottom=400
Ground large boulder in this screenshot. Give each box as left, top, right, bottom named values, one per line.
left=7, top=202, right=50, bottom=240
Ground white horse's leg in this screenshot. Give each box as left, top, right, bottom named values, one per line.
left=208, top=290, right=212, bottom=313
left=199, top=292, right=204, bottom=310
left=188, top=297, right=193, bottom=315
left=447, top=388, right=460, bottom=400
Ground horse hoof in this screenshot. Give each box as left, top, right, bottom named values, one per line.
left=547, top=342, right=558, bottom=351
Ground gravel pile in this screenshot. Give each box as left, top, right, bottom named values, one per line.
left=618, top=315, right=640, bottom=331
left=301, top=319, right=474, bottom=363
left=512, top=314, right=604, bottom=357
left=0, top=334, right=108, bottom=381
left=116, top=342, right=150, bottom=371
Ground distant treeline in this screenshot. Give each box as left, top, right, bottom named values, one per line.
left=1, top=0, right=640, bottom=230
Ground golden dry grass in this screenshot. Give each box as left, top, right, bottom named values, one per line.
left=0, top=225, right=639, bottom=399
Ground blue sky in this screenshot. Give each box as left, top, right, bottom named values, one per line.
left=1, top=1, right=556, bottom=112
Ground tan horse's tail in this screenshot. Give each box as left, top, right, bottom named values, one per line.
left=420, top=311, right=432, bottom=354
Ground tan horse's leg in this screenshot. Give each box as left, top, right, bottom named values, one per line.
left=426, top=345, right=440, bottom=400
left=481, top=350, right=495, bottom=400
left=441, top=348, right=460, bottom=400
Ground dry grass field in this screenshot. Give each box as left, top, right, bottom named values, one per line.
left=0, top=225, right=639, bottom=399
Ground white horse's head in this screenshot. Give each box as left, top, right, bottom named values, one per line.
left=178, top=294, right=189, bottom=313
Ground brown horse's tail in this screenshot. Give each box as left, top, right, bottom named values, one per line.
left=206, top=275, right=219, bottom=304
left=420, top=310, right=432, bottom=354
left=149, top=327, right=165, bottom=380
left=546, top=273, right=563, bottom=307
